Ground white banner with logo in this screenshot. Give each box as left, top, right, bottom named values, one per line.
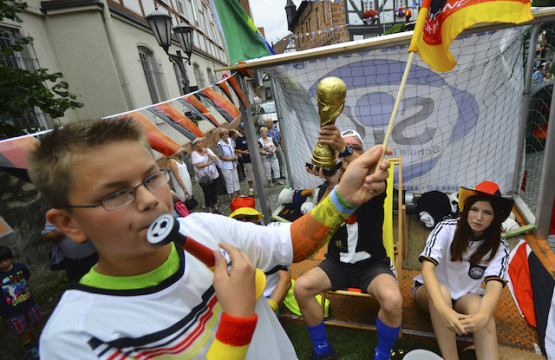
left=266, top=27, right=527, bottom=194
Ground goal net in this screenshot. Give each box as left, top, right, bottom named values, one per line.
left=264, top=27, right=529, bottom=195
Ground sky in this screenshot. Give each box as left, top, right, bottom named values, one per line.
left=249, top=0, right=303, bottom=45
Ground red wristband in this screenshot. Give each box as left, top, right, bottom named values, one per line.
left=215, top=312, right=258, bottom=346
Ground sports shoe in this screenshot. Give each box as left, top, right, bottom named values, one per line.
left=276, top=180, right=285, bottom=185
left=309, top=347, right=337, bottom=360
left=268, top=181, right=275, bottom=188
left=390, top=348, right=407, bottom=359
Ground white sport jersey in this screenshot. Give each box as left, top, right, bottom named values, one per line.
left=413, top=219, right=509, bottom=300
left=39, top=213, right=297, bottom=359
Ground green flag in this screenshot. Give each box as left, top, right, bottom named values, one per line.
left=211, top=0, right=273, bottom=64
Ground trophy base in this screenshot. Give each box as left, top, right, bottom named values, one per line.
left=312, top=143, right=337, bottom=168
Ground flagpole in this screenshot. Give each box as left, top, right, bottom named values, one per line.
left=377, top=51, right=415, bottom=165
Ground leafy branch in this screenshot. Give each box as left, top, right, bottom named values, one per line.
left=0, top=0, right=83, bottom=128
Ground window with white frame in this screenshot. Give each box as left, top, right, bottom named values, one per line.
left=203, top=4, right=214, bottom=39
left=0, top=26, right=54, bottom=129
left=190, top=0, right=200, bottom=26
left=175, top=0, right=187, bottom=17
left=138, top=46, right=168, bottom=103
left=362, top=0, right=376, bottom=11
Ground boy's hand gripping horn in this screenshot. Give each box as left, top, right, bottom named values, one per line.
left=147, top=214, right=265, bottom=299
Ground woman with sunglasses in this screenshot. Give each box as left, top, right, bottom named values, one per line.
left=412, top=181, right=514, bottom=360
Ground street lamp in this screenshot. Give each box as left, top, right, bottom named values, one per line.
left=146, top=8, right=194, bottom=94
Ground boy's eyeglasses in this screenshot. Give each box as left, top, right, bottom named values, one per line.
left=62, top=170, right=170, bottom=211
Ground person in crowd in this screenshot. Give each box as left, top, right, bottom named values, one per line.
left=167, top=150, right=193, bottom=202
left=544, top=68, right=553, bottom=82
left=191, top=137, right=221, bottom=214
left=266, top=118, right=286, bottom=179
left=42, top=217, right=98, bottom=286
left=217, top=128, right=242, bottom=200
left=0, top=246, right=42, bottom=359
left=235, top=123, right=255, bottom=196
left=229, top=129, right=239, bottom=147
left=258, top=127, right=284, bottom=188
left=532, top=66, right=545, bottom=82
left=229, top=197, right=291, bottom=313
left=294, top=125, right=402, bottom=360
left=27, top=117, right=391, bottom=359
left=412, top=181, right=513, bottom=360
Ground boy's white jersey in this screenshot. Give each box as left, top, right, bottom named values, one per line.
left=39, top=213, right=297, bottom=359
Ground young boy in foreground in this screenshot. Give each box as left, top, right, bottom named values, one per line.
left=27, top=117, right=391, bottom=359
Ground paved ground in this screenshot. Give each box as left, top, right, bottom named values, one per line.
left=189, top=169, right=289, bottom=218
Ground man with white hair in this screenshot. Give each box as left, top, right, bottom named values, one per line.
left=294, top=125, right=403, bottom=360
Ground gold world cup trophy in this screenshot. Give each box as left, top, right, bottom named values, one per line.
left=311, top=77, right=347, bottom=172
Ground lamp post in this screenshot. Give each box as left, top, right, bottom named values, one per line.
left=146, top=8, right=194, bottom=94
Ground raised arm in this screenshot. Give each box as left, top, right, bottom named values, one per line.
left=290, top=145, right=391, bottom=262
left=318, top=125, right=359, bottom=162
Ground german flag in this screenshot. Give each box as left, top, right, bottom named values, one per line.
left=409, top=0, right=533, bottom=72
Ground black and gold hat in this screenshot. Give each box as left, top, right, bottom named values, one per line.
left=458, top=181, right=514, bottom=221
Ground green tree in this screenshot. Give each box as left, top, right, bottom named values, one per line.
left=0, top=0, right=83, bottom=139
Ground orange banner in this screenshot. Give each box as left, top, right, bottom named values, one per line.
left=120, top=112, right=182, bottom=156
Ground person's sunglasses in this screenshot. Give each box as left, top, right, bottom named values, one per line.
left=236, top=215, right=258, bottom=222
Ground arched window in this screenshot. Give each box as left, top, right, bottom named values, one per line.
left=193, top=63, right=206, bottom=89
left=207, top=68, right=215, bottom=85
left=138, top=46, right=168, bottom=103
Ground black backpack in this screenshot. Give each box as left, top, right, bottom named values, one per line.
left=415, top=191, right=454, bottom=228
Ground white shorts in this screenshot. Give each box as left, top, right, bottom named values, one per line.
left=243, top=162, right=254, bottom=182
left=220, top=168, right=240, bottom=194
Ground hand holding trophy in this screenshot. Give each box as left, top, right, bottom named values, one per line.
left=311, top=77, right=347, bottom=175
